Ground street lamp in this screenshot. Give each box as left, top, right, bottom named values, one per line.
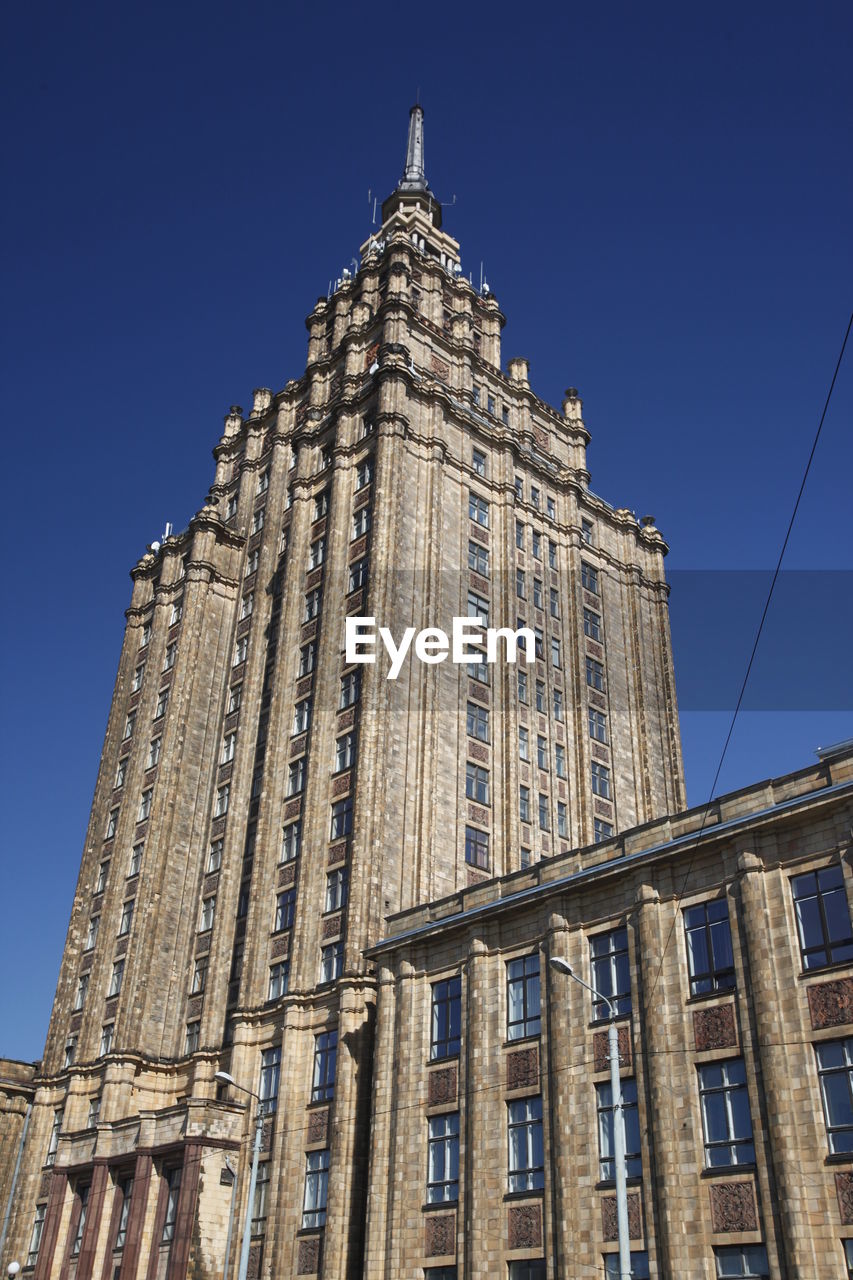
left=549, top=957, right=631, bottom=1280
left=215, top=1071, right=265, bottom=1280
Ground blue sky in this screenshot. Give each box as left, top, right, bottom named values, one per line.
left=2, top=1, right=851, bottom=1060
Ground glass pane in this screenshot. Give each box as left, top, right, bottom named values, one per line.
left=823, top=1074, right=853, bottom=1128
left=795, top=898, right=825, bottom=950
left=824, top=889, right=853, bottom=942
left=703, top=1094, right=730, bottom=1143
left=710, top=918, right=734, bottom=972
left=686, top=926, right=710, bottom=979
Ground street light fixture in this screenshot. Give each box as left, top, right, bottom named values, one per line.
left=215, top=1071, right=265, bottom=1280
left=550, top=957, right=631, bottom=1280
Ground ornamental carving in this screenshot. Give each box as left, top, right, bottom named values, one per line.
left=467, top=870, right=487, bottom=887
left=364, top=342, right=380, bottom=369
left=79, top=953, right=93, bottom=975
left=468, top=742, right=489, bottom=763
left=328, top=842, right=348, bottom=866
left=186, top=996, right=203, bottom=1019
left=305, top=568, right=323, bottom=591
left=353, top=489, right=371, bottom=512
left=261, top=1118, right=274, bottom=1153
left=835, top=1171, right=853, bottom=1223
left=584, top=590, right=600, bottom=609
left=333, top=773, right=351, bottom=797
left=532, top=425, right=549, bottom=452
left=203, top=871, right=220, bottom=896
left=195, top=934, right=211, bottom=957
left=322, top=913, right=343, bottom=940
left=469, top=523, right=489, bottom=546
left=297, top=1236, right=321, bottom=1274
left=337, top=708, right=356, bottom=730
left=586, top=639, right=604, bottom=659
left=69, top=1013, right=83, bottom=1033
left=247, top=1243, right=262, bottom=1278
left=307, top=1108, right=329, bottom=1145
left=270, top=933, right=289, bottom=959
left=300, top=621, right=317, bottom=644
left=508, top=1203, right=542, bottom=1249
left=709, top=1181, right=757, bottom=1232
left=430, top=354, right=450, bottom=381
left=592, top=744, right=610, bottom=764
left=278, top=863, right=296, bottom=887
left=470, top=572, right=489, bottom=594
left=468, top=804, right=489, bottom=825
left=588, top=691, right=607, bottom=711
left=593, top=1026, right=631, bottom=1073
left=350, top=536, right=368, bottom=560
left=39, top=1173, right=51, bottom=1199
left=808, top=978, right=853, bottom=1030
left=469, top=682, right=489, bottom=705
left=114, top=936, right=128, bottom=958
left=424, top=1213, right=455, bottom=1257
left=594, top=800, right=614, bottom=818
left=507, top=1046, right=539, bottom=1091
left=347, top=591, right=364, bottom=613
left=602, top=1192, right=642, bottom=1240
left=428, top=1066, right=457, bottom=1105
left=218, top=762, right=233, bottom=785
left=290, top=735, right=307, bottom=758
left=693, top=1003, right=737, bottom=1051
left=296, top=675, right=313, bottom=699
left=283, top=799, right=301, bottom=821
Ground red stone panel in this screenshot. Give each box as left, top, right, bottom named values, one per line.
left=507, top=1046, right=539, bottom=1090
left=508, top=1203, right=542, bottom=1249
left=297, top=1237, right=321, bottom=1274
left=307, top=1109, right=329, bottom=1145
left=836, top=1172, right=853, bottom=1224
left=808, top=978, right=853, bottom=1030
left=693, top=1003, right=738, bottom=1051
left=428, top=1066, right=458, bottom=1105
left=424, top=1212, right=456, bottom=1257
left=602, top=1192, right=642, bottom=1240
left=593, top=1026, right=632, bottom=1073
left=709, top=1181, right=757, bottom=1232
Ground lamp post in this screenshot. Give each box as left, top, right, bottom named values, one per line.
left=550, top=957, right=631, bottom=1280
left=215, top=1071, right=265, bottom=1280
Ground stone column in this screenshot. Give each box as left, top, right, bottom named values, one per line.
left=166, top=1142, right=202, bottom=1280
left=117, top=1153, right=151, bottom=1280
left=464, top=936, right=501, bottom=1279
left=75, top=1161, right=109, bottom=1280
left=32, top=1170, right=67, bottom=1280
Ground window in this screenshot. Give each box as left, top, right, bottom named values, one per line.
left=472, top=448, right=486, bottom=476
left=465, top=825, right=489, bottom=871
left=713, top=1246, right=769, bottom=1278
left=590, top=928, right=631, bottom=1018
left=214, top=782, right=230, bottom=816
left=118, top=900, right=134, bottom=936
left=466, top=762, right=489, bottom=805
left=221, top=732, right=236, bottom=764
left=515, top=569, right=526, bottom=601
left=468, top=492, right=489, bottom=527
left=581, top=561, right=598, bottom=593
left=546, top=496, right=555, bottom=519
left=259, top=1046, right=281, bottom=1114
left=64, top=1036, right=77, bottom=1068
left=530, top=486, right=540, bottom=509
left=163, top=641, right=177, bottom=671
left=191, top=955, right=208, bottom=994
left=361, top=417, right=375, bottom=438
left=548, top=540, right=557, bottom=569
left=309, top=537, right=326, bottom=569
left=96, top=861, right=110, bottom=895
left=154, top=688, right=169, bottom=718
left=185, top=1020, right=200, bottom=1054
left=74, top=974, right=88, bottom=1011
left=549, top=587, right=559, bottom=619
left=684, top=900, right=736, bottom=995
left=292, top=699, right=312, bottom=735
left=335, top=732, right=356, bottom=773
left=507, top=1096, right=544, bottom=1191
left=535, top=680, right=545, bottom=713
left=108, top=959, right=124, bottom=997
left=594, top=818, right=614, bottom=842
left=251, top=1160, right=270, bottom=1235
left=28, top=1203, right=46, bottom=1266
left=519, top=727, right=529, bottom=761
left=114, top=758, right=127, bottom=789
left=431, top=977, right=461, bottom=1059
left=100, top=1023, right=114, bottom=1055
left=233, top=636, right=248, bottom=666
left=356, top=456, right=374, bottom=490
left=519, top=785, right=530, bottom=823
left=145, top=734, right=162, bottom=769
left=507, top=954, right=540, bottom=1041
left=340, top=670, right=361, bottom=708
left=472, top=385, right=481, bottom=406
left=268, top=961, right=289, bottom=1000
left=520, top=847, right=532, bottom=869
left=281, top=819, right=302, bottom=862
left=844, top=1239, right=853, bottom=1278
left=536, top=735, right=547, bottom=770
left=792, top=864, right=853, bottom=969
left=136, top=788, right=152, bottom=823
left=199, top=896, right=215, bottom=932
left=551, top=638, right=561, bottom=668
left=348, top=557, right=368, bottom=592
left=320, top=941, right=343, bottom=983
left=532, top=578, right=543, bottom=609
left=140, top=620, right=152, bottom=648
left=331, top=798, right=353, bottom=840
left=319, top=445, right=332, bottom=472
left=299, top=642, right=316, bottom=678
left=302, top=1150, right=330, bottom=1228
left=557, top=802, right=568, bottom=837
left=516, top=521, right=524, bottom=548
left=226, top=494, right=238, bottom=521
left=325, top=867, right=349, bottom=912
left=604, top=1255, right=649, bottom=1280
left=596, top=1078, right=641, bottom=1179
left=251, top=507, right=265, bottom=534
left=123, top=712, right=136, bottom=741
left=588, top=708, right=607, bottom=742
left=698, top=1059, right=755, bottom=1166
left=71, top=1183, right=90, bottom=1255
left=487, top=393, right=496, bottom=416
left=352, top=505, right=372, bottom=538
left=304, top=588, right=322, bottom=622
left=591, top=763, right=611, bottom=798
left=274, top=887, right=296, bottom=932
left=161, top=1167, right=181, bottom=1243
left=314, top=490, right=330, bottom=520
left=247, top=548, right=259, bottom=575
left=816, top=1038, right=853, bottom=1152
left=469, top=540, right=489, bottom=575
left=533, top=626, right=544, bottom=659
left=170, top=600, right=183, bottom=626
left=581, top=518, right=593, bottom=545
left=240, top=592, right=254, bottom=620
left=131, top=663, right=145, bottom=693
left=555, top=744, right=566, bottom=778
left=466, top=701, right=489, bottom=742
left=586, top=657, right=605, bottom=690
left=287, top=759, right=306, bottom=796
left=501, top=405, right=510, bottom=426
left=518, top=669, right=528, bottom=704
left=85, top=916, right=100, bottom=950
left=427, top=1113, right=460, bottom=1203
left=308, top=1030, right=339, bottom=1104
left=583, top=607, right=601, bottom=640
left=538, top=793, right=549, bottom=830
left=206, top=838, right=223, bottom=873
left=106, top=808, right=119, bottom=840
left=467, top=591, right=489, bottom=626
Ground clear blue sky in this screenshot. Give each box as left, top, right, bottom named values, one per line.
left=2, top=1, right=851, bottom=1061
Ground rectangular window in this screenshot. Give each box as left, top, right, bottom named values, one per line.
left=532, top=532, right=541, bottom=560
left=325, top=867, right=349, bottom=913
left=604, top=1255, right=649, bottom=1280
left=352, top=505, right=372, bottom=539
left=538, top=793, right=549, bottom=830
left=108, top=959, right=124, bottom=997
left=583, top=607, right=601, bottom=640
left=469, top=540, right=490, bottom=575
left=268, top=961, right=289, bottom=1001
left=320, top=940, right=344, bottom=983
left=588, top=708, right=607, bottom=742
left=208, top=838, right=223, bottom=872
left=427, top=1113, right=460, bottom=1203
left=64, top=1036, right=77, bottom=1068
left=590, top=928, right=631, bottom=1018
left=251, top=1160, right=270, bottom=1236
left=546, top=496, right=556, bottom=519
left=198, top=896, right=215, bottom=932
left=468, top=492, right=489, bottom=527
left=140, top=620, right=152, bottom=648
left=519, top=727, right=529, bottom=761
left=548, top=540, right=557, bottom=569
left=467, top=590, right=489, bottom=626
left=466, top=762, right=489, bottom=805
left=275, top=888, right=296, bottom=932
left=586, top=656, right=605, bottom=690
left=330, top=798, right=353, bottom=840
left=312, top=1030, right=338, bottom=1102
left=597, top=1079, right=642, bottom=1179
left=114, top=758, right=127, bottom=789
left=335, top=732, right=356, bottom=772
left=594, top=818, right=614, bottom=842
left=549, top=586, right=559, bottom=618
left=259, top=1046, right=281, bottom=1114
left=106, top=808, right=119, bottom=840
left=71, top=1183, right=90, bottom=1255
left=468, top=656, right=490, bottom=684
left=96, top=861, right=110, bottom=894
left=713, top=1246, right=769, bottom=1278
left=281, top=819, right=302, bottom=861
left=314, top=490, right=330, bottom=520
left=684, top=900, right=736, bottom=995
left=131, top=663, right=145, bottom=693
left=533, top=626, right=544, bottom=659
left=118, top=900, right=134, bottom=936
left=123, top=712, right=136, bottom=741
left=292, top=699, right=312, bottom=735
left=161, top=1167, right=181, bottom=1243
left=214, top=782, right=230, bottom=816
left=581, top=518, right=594, bottom=545
left=507, top=954, right=541, bottom=1041
left=535, top=680, right=545, bottom=713
left=146, top=735, right=162, bottom=769
left=163, top=641, right=177, bottom=672
left=555, top=744, right=566, bottom=778
left=340, top=670, right=361, bottom=708
left=191, top=955, right=208, bottom=995
left=247, top=548, right=259, bottom=575
left=530, top=486, right=540, bottom=509
left=466, top=702, right=489, bottom=742
left=516, top=521, right=524, bottom=548
left=356, top=456, right=374, bottom=490
left=465, top=825, right=489, bottom=870
left=348, top=557, right=368, bottom=592
left=287, top=759, right=305, bottom=796
left=472, top=448, right=486, bottom=476
left=581, top=561, right=599, bottom=593
left=501, top=405, right=510, bottom=425
left=507, top=1096, right=544, bottom=1192
left=185, top=1020, right=200, bottom=1054
left=816, top=1037, right=853, bottom=1153
left=536, top=735, right=547, bottom=770
left=557, top=801, right=568, bottom=837
left=308, top=537, right=326, bottom=570
left=28, top=1203, right=46, bottom=1266
left=516, top=568, right=525, bottom=598
left=487, top=394, right=496, bottom=416
left=302, top=1150, right=330, bottom=1228
left=792, top=864, right=853, bottom=970
left=85, top=916, right=100, bottom=950
left=74, top=974, right=88, bottom=1011
left=519, top=785, right=530, bottom=823
left=221, top=732, right=236, bottom=764
left=233, top=636, right=248, bottom=666
left=87, top=1097, right=100, bottom=1127
left=251, top=508, right=265, bottom=534
left=698, top=1059, right=755, bottom=1166
left=532, top=578, right=543, bottom=609
left=137, top=788, right=153, bottom=822
left=298, top=642, right=316, bottom=677
left=431, top=977, right=461, bottom=1060
left=304, top=588, right=322, bottom=622
left=591, top=762, right=611, bottom=798
left=240, top=592, right=254, bottom=619
left=155, top=688, right=169, bottom=718
left=550, top=637, right=561, bottom=668
left=100, top=1023, right=114, bottom=1055
left=518, top=669, right=528, bottom=704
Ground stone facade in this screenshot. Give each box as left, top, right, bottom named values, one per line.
left=0, top=108, right=689, bottom=1279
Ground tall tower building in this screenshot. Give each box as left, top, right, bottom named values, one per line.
left=3, top=108, right=684, bottom=1280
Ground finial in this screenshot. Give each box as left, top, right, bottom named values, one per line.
left=399, top=103, right=427, bottom=192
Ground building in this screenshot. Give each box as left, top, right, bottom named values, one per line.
left=1, top=106, right=689, bottom=1279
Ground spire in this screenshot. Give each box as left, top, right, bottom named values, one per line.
left=399, top=103, right=427, bottom=191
